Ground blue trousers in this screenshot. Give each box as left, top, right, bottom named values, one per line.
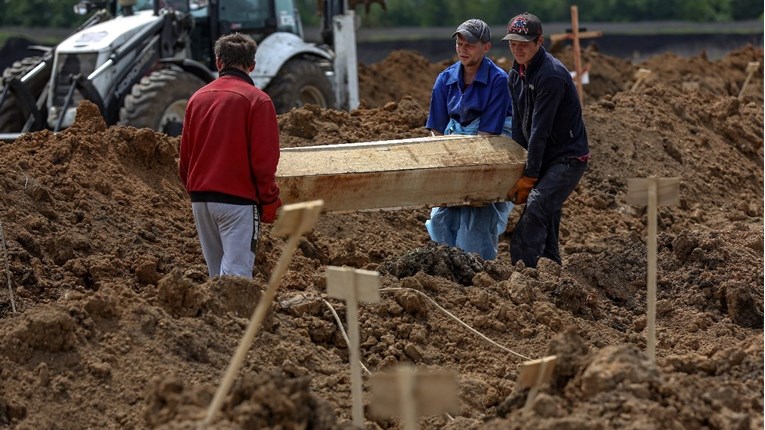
left=425, top=116, right=514, bottom=260
left=426, top=202, right=512, bottom=260
left=511, top=160, right=586, bottom=268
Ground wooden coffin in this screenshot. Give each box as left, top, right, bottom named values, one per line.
left=275, top=134, right=527, bottom=212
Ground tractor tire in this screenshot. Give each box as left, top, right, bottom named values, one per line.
left=265, top=58, right=336, bottom=114
left=119, top=68, right=205, bottom=136
left=0, top=56, right=50, bottom=132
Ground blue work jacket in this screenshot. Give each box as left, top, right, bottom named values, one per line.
left=426, top=57, right=512, bottom=135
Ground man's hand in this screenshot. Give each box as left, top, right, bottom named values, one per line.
left=260, top=198, right=283, bottom=223
left=507, top=176, right=538, bottom=204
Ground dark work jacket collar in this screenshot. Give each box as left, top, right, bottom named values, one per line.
left=219, top=67, right=255, bottom=86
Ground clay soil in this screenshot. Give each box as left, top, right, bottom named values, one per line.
left=0, top=44, right=763, bottom=429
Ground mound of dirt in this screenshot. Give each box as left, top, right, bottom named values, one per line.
left=0, top=45, right=762, bottom=429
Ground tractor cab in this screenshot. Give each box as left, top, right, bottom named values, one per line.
left=187, top=0, right=304, bottom=72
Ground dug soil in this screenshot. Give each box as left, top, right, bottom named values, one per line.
left=0, top=44, right=762, bottom=429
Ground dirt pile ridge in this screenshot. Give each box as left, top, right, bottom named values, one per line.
left=0, top=45, right=762, bottom=429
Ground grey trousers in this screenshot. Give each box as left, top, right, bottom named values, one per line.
left=191, top=202, right=259, bottom=278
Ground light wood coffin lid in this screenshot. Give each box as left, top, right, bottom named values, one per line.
left=276, top=134, right=527, bottom=212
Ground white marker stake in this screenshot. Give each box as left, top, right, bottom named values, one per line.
left=646, top=179, right=658, bottom=361
left=517, top=355, right=557, bottom=409
left=626, top=177, right=680, bottom=362
left=398, top=365, right=418, bottom=430
left=326, top=266, right=380, bottom=428
left=204, top=200, right=324, bottom=426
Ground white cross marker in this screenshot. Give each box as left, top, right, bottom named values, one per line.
left=326, top=266, right=380, bottom=428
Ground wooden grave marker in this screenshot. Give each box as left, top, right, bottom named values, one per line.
left=370, top=365, right=458, bottom=430
left=517, top=355, right=557, bottom=409
left=626, top=177, right=680, bottom=362
left=550, top=5, right=602, bottom=105
left=326, top=266, right=381, bottom=428
left=738, top=61, right=760, bottom=99
left=631, top=68, right=652, bottom=91
left=204, top=200, right=324, bottom=426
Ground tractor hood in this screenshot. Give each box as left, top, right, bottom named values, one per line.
left=57, top=11, right=161, bottom=54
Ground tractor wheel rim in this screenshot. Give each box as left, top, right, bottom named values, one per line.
left=299, top=86, right=326, bottom=108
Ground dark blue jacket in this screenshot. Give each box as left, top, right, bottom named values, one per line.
left=508, top=46, right=589, bottom=178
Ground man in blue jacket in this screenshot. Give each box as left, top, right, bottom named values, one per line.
left=503, top=12, right=590, bottom=268
left=425, top=18, right=514, bottom=260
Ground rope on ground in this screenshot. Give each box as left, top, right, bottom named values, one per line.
left=379, top=287, right=531, bottom=361
left=0, top=221, right=17, bottom=313
left=321, top=298, right=455, bottom=422
left=321, top=298, right=372, bottom=376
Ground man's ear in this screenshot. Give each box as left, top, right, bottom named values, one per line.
left=248, top=63, right=255, bottom=73
left=483, top=41, right=492, bottom=54
left=538, top=36, right=545, bottom=47
left=215, top=57, right=223, bottom=71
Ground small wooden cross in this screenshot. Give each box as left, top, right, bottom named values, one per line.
left=626, top=177, right=680, bottom=362
left=326, top=266, right=381, bottom=428
left=631, top=68, right=652, bottom=91
left=517, top=355, right=557, bottom=409
left=370, top=365, right=458, bottom=430
left=738, top=61, right=760, bottom=99
left=204, top=200, right=324, bottom=425
left=549, top=5, right=602, bottom=104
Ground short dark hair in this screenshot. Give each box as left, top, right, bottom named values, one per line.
left=214, top=33, right=257, bottom=70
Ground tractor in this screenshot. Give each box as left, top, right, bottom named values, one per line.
left=0, top=0, right=384, bottom=139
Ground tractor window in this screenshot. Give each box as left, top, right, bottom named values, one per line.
left=219, top=0, right=274, bottom=32
left=274, top=0, right=300, bottom=35
left=118, top=0, right=191, bottom=13
left=117, top=0, right=153, bottom=12
left=190, top=0, right=208, bottom=10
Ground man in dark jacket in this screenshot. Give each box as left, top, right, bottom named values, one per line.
left=179, top=33, right=281, bottom=278
left=503, top=12, right=590, bottom=268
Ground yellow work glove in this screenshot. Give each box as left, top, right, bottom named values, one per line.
left=507, top=176, right=538, bottom=204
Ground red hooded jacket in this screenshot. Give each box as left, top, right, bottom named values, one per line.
left=179, top=69, right=280, bottom=206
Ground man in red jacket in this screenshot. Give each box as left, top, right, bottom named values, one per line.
left=179, top=33, right=281, bottom=278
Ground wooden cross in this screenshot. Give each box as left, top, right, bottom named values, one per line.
left=549, top=5, right=602, bottom=105
left=631, top=68, right=652, bottom=91
left=738, top=61, right=760, bottom=99
left=326, top=266, right=381, bottom=428
left=370, top=365, right=458, bottom=430
left=517, top=355, right=557, bottom=409
left=626, top=177, right=680, bottom=362
left=204, top=200, right=324, bottom=425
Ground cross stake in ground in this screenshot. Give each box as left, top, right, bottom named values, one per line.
left=370, top=365, right=458, bottom=430
left=517, top=355, right=557, bottom=409
left=738, top=61, right=760, bottom=99
left=203, top=200, right=324, bottom=426
left=631, top=68, right=652, bottom=91
left=626, top=177, right=680, bottom=362
left=326, top=266, right=381, bottom=428
left=550, top=5, right=602, bottom=104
